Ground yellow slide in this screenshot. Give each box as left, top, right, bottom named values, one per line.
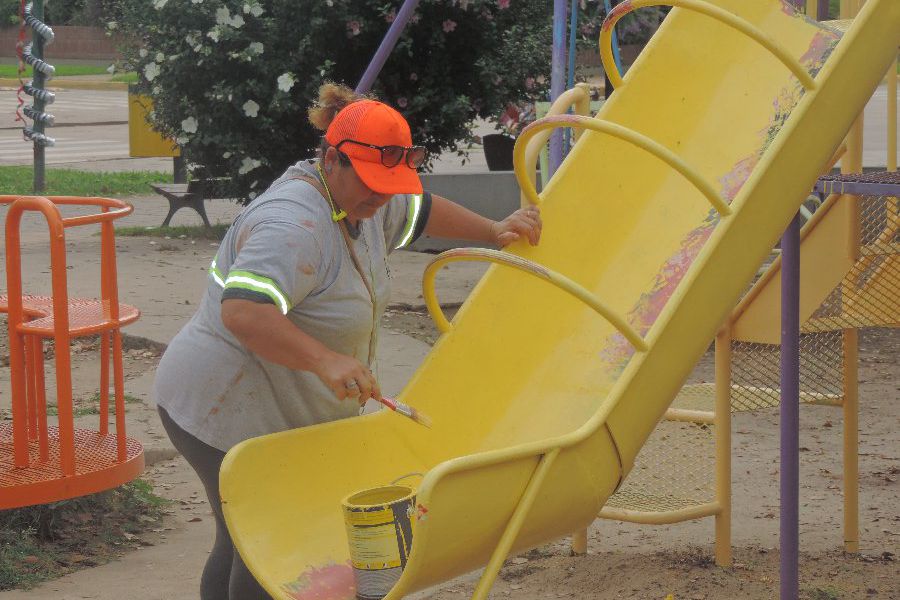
left=220, top=2, right=900, bottom=598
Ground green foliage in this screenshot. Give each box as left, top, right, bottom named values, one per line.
left=0, top=480, right=168, bottom=590
left=1, top=0, right=121, bottom=26
left=576, top=1, right=667, bottom=47
left=110, top=71, right=138, bottom=83
left=0, top=0, right=19, bottom=26
left=805, top=586, right=842, bottom=600
left=117, top=0, right=552, bottom=202
left=0, top=167, right=171, bottom=196
left=0, top=64, right=113, bottom=78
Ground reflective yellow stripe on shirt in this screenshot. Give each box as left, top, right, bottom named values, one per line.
left=395, top=194, right=423, bottom=250
left=209, top=258, right=225, bottom=288
left=223, top=270, right=292, bottom=315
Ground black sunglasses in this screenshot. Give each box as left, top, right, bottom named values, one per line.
left=335, top=139, right=428, bottom=169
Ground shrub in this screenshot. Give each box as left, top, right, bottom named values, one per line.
left=2, top=0, right=120, bottom=26
left=117, top=0, right=552, bottom=202
left=577, top=1, right=667, bottom=48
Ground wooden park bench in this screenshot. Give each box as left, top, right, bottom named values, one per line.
left=150, top=178, right=233, bottom=228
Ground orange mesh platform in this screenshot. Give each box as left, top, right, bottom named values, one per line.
left=0, top=294, right=54, bottom=318
left=0, top=422, right=144, bottom=509
left=17, top=299, right=140, bottom=337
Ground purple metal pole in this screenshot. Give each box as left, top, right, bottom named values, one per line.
left=780, top=212, right=801, bottom=600
left=355, top=0, right=421, bottom=94
left=548, top=0, right=567, bottom=176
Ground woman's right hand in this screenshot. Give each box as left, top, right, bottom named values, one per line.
left=315, top=351, right=381, bottom=406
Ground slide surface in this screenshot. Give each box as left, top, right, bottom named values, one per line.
left=219, top=2, right=900, bottom=598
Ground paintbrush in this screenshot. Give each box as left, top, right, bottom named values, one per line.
left=378, top=396, right=432, bottom=428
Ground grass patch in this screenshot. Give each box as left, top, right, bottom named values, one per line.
left=0, top=479, right=168, bottom=591
left=47, top=392, right=144, bottom=418
left=117, top=223, right=229, bottom=241
left=0, top=167, right=171, bottom=196
left=0, top=64, right=111, bottom=78
left=111, top=72, right=138, bottom=84
left=804, top=586, right=842, bottom=600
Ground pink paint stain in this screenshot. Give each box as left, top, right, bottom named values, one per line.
left=282, top=561, right=355, bottom=600
left=597, top=4, right=841, bottom=377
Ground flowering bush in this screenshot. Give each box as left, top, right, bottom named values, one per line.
left=116, top=0, right=552, bottom=201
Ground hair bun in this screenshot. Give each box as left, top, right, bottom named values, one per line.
left=308, top=82, right=368, bottom=131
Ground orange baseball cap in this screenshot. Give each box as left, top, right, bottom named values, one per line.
left=324, top=99, right=423, bottom=195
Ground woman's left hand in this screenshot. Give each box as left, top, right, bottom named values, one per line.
left=490, top=205, right=542, bottom=248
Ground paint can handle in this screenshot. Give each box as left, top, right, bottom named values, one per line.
left=390, top=472, right=424, bottom=486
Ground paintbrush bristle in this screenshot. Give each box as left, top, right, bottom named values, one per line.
left=408, top=407, right=432, bottom=428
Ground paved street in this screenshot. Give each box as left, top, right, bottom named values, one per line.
left=0, top=88, right=131, bottom=167
left=0, top=82, right=896, bottom=171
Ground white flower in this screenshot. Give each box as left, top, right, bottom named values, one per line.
left=230, top=14, right=245, bottom=28
left=139, top=48, right=148, bottom=58
left=207, top=28, right=220, bottom=42
left=143, top=62, right=160, bottom=82
left=277, top=72, right=295, bottom=93
left=248, top=192, right=258, bottom=200
left=153, top=0, right=168, bottom=9
left=248, top=42, right=263, bottom=55
left=238, top=157, right=262, bottom=175
left=248, top=4, right=264, bottom=16
left=223, top=151, right=232, bottom=159
left=242, top=100, right=260, bottom=117
left=191, top=0, right=203, bottom=4
left=155, top=52, right=165, bottom=63
left=215, top=7, right=231, bottom=25
left=181, top=117, right=198, bottom=134
left=107, top=21, right=118, bottom=30
left=175, top=135, right=189, bottom=145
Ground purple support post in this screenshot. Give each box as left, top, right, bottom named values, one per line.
left=548, top=0, right=567, bottom=176
left=355, top=0, right=421, bottom=94
left=780, top=212, right=801, bottom=600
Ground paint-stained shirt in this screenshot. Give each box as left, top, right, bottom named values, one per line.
left=153, top=159, right=430, bottom=451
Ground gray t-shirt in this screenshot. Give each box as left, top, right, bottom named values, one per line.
left=153, top=159, right=429, bottom=451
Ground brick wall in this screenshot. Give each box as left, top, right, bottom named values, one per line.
left=0, top=26, right=122, bottom=60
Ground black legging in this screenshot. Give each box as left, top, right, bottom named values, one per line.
left=158, top=406, right=271, bottom=600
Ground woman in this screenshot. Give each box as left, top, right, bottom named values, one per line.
left=152, top=83, right=542, bottom=599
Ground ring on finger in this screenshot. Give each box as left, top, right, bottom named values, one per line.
left=345, top=379, right=359, bottom=390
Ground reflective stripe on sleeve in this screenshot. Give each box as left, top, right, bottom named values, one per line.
left=209, top=258, right=225, bottom=288
left=223, top=270, right=291, bottom=315
left=395, top=194, right=423, bottom=250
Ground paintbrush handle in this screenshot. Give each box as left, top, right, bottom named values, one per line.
left=378, top=396, right=430, bottom=427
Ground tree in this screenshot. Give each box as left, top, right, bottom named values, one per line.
left=117, top=0, right=552, bottom=201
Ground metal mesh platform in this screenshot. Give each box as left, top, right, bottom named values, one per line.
left=17, top=299, right=140, bottom=337
left=815, top=171, right=900, bottom=197
left=0, top=422, right=144, bottom=509
left=605, top=192, right=898, bottom=519
left=604, top=418, right=716, bottom=513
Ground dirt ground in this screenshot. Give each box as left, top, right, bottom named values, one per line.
left=2, top=304, right=897, bottom=599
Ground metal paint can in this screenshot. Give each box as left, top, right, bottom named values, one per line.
left=342, top=485, right=416, bottom=600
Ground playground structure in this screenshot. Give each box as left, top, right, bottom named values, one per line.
left=0, top=196, right=144, bottom=509
left=219, top=2, right=899, bottom=600
left=586, top=1, right=898, bottom=565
